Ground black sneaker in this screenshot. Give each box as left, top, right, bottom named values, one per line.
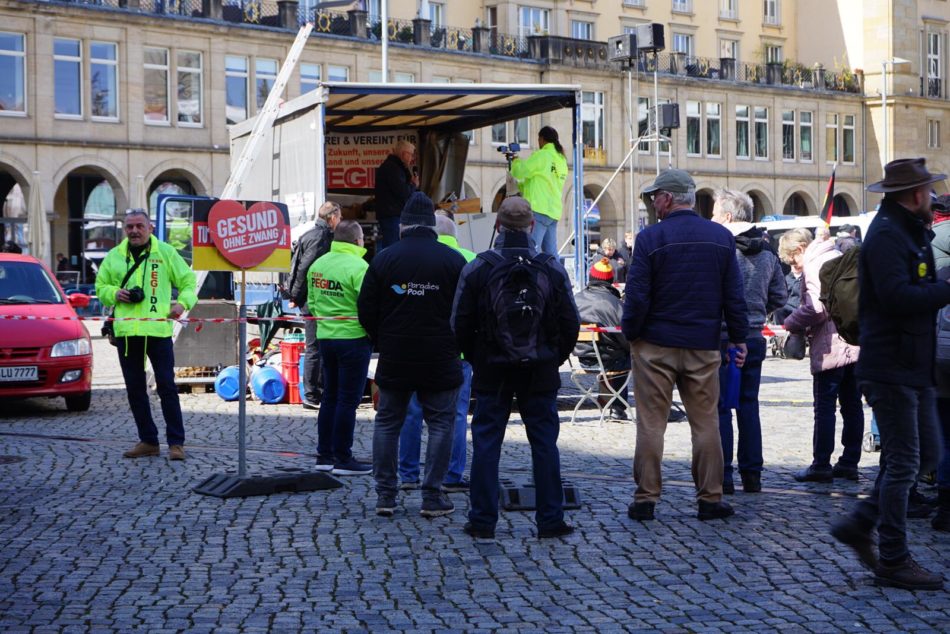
left=793, top=464, right=833, bottom=483
left=832, top=463, right=860, bottom=481
left=538, top=521, right=575, bottom=539
left=463, top=522, right=495, bottom=539
left=441, top=479, right=470, bottom=493
left=376, top=496, right=397, bottom=517
left=697, top=500, right=734, bottom=521
left=331, top=459, right=372, bottom=476
left=607, top=407, right=629, bottom=422
left=399, top=480, right=420, bottom=491
left=627, top=501, right=655, bottom=521
left=315, top=455, right=334, bottom=472
left=420, top=494, right=455, bottom=518
left=740, top=471, right=762, bottom=493
left=302, top=400, right=320, bottom=411
left=830, top=516, right=877, bottom=570
left=667, top=408, right=688, bottom=423
left=874, top=556, right=944, bottom=591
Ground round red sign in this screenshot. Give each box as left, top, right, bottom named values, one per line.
left=208, top=200, right=288, bottom=269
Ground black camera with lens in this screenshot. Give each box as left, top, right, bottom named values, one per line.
left=126, top=287, right=145, bottom=303
left=497, top=143, right=521, bottom=162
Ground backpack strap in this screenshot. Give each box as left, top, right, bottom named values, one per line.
left=475, top=250, right=504, bottom=268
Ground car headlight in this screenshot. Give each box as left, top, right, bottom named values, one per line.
left=51, top=337, right=92, bottom=358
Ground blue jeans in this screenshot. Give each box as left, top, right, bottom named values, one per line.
left=936, top=397, right=950, bottom=488
left=530, top=212, right=559, bottom=255
left=377, top=216, right=401, bottom=251
left=117, top=336, right=184, bottom=446
left=849, top=381, right=941, bottom=562
left=398, top=361, right=472, bottom=484
left=469, top=389, right=564, bottom=530
left=374, top=385, right=459, bottom=499
left=316, top=337, right=371, bottom=463
left=811, top=363, right=864, bottom=468
left=717, top=336, right=766, bottom=480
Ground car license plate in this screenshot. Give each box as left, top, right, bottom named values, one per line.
left=0, top=366, right=38, bottom=382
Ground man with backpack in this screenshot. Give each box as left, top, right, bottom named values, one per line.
left=451, top=196, right=580, bottom=539
left=831, top=158, right=950, bottom=591
left=285, top=201, right=341, bottom=410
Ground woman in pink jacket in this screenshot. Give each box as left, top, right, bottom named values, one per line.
left=780, top=228, right=864, bottom=483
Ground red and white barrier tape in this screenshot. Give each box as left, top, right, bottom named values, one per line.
left=583, top=324, right=786, bottom=336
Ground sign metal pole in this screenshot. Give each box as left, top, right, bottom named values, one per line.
left=238, top=269, right=247, bottom=478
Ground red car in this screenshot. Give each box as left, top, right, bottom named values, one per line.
left=0, top=253, right=93, bottom=411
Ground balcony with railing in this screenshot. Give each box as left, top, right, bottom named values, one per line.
left=926, top=76, right=944, bottom=99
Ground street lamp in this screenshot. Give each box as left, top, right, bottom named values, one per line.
left=881, top=56, right=910, bottom=165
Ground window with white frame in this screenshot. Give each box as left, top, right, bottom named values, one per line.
left=367, top=0, right=381, bottom=23
left=143, top=47, right=169, bottom=124
left=754, top=106, right=769, bottom=159
left=765, top=45, right=783, bottom=64
left=225, top=55, right=248, bottom=125
left=0, top=32, right=25, bottom=115
left=623, top=0, right=645, bottom=7
left=255, top=58, right=277, bottom=111
left=764, top=0, right=780, bottom=25
left=720, top=39, right=739, bottom=59
left=686, top=101, right=701, bottom=156
left=571, top=20, right=594, bottom=40
left=519, top=7, right=550, bottom=38
left=706, top=102, right=721, bottom=157
left=582, top=91, right=605, bottom=151
left=672, top=33, right=694, bottom=58
left=929, top=119, right=941, bottom=149
left=720, top=0, right=738, bottom=20
left=826, top=113, right=838, bottom=162
left=54, top=38, right=83, bottom=118
left=90, top=41, right=117, bottom=120
left=491, top=119, right=530, bottom=146
left=736, top=105, right=750, bottom=158
left=429, top=2, right=444, bottom=29
left=514, top=117, right=529, bottom=145
left=491, top=122, right=506, bottom=144
left=177, top=50, right=202, bottom=126
left=928, top=32, right=942, bottom=97
left=782, top=110, right=795, bottom=160
left=300, top=62, right=320, bottom=94
left=672, top=0, right=692, bottom=13
left=842, top=114, right=855, bottom=163
left=800, top=111, right=813, bottom=161
left=327, top=64, right=348, bottom=82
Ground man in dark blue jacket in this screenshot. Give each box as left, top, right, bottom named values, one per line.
left=358, top=192, right=467, bottom=519
left=452, top=196, right=580, bottom=539
left=831, top=158, right=950, bottom=591
left=622, top=169, right=749, bottom=522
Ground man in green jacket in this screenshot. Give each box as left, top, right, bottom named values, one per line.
left=307, top=220, right=373, bottom=476
left=510, top=125, right=568, bottom=255
left=96, top=209, right=197, bottom=460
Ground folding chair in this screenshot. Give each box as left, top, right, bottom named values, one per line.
left=569, top=327, right=633, bottom=424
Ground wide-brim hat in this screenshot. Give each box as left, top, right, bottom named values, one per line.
left=867, top=158, right=946, bottom=193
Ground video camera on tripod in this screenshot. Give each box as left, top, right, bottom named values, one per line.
left=497, top=142, right=521, bottom=168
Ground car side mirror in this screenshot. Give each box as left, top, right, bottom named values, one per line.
left=68, top=293, right=91, bottom=309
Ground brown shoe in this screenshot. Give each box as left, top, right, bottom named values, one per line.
left=123, top=442, right=160, bottom=458
left=168, top=445, right=185, bottom=461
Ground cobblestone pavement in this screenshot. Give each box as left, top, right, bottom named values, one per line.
left=1, top=330, right=948, bottom=632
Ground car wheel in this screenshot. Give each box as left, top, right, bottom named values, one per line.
left=65, top=392, right=92, bottom=412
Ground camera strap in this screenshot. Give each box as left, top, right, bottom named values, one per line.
left=120, top=249, right=148, bottom=289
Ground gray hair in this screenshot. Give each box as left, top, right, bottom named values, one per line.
left=668, top=190, right=696, bottom=208
left=124, top=208, right=149, bottom=222
left=394, top=139, right=415, bottom=154
left=317, top=201, right=341, bottom=221
left=434, top=214, right=457, bottom=238
left=600, top=237, right=616, bottom=250
left=777, top=228, right=813, bottom=264
left=333, top=219, right=362, bottom=244
left=714, top=189, right=754, bottom=223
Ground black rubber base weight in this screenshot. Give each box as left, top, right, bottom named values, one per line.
left=194, top=468, right=343, bottom=498
left=499, top=478, right=582, bottom=511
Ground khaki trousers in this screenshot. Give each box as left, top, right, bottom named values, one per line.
left=632, top=340, right=724, bottom=503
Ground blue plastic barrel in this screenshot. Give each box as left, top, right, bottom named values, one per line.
left=214, top=366, right=243, bottom=402
left=298, top=353, right=306, bottom=405
left=251, top=365, right=287, bottom=404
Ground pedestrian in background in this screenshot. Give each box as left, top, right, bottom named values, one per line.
left=780, top=228, right=863, bottom=485
left=358, top=192, right=466, bottom=518
left=398, top=212, right=475, bottom=493
left=374, top=140, right=419, bottom=250
left=831, top=158, right=949, bottom=591
left=286, top=200, right=341, bottom=410
left=452, top=196, right=580, bottom=539
left=510, top=126, right=568, bottom=255
left=622, top=169, right=748, bottom=522
left=308, top=220, right=372, bottom=476
left=711, top=189, right=786, bottom=494
left=96, top=209, right=197, bottom=460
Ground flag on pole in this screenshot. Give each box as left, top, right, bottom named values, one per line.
left=821, top=165, right=837, bottom=225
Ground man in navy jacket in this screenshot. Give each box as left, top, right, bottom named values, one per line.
left=831, top=158, right=950, bottom=591
left=622, top=169, right=749, bottom=522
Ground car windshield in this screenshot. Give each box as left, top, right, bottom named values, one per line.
left=0, top=261, right=64, bottom=305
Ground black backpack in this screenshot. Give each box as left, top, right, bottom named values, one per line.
left=477, top=250, right=559, bottom=366
left=819, top=246, right=861, bottom=346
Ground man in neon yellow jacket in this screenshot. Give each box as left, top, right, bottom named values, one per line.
left=96, top=210, right=197, bottom=461
left=510, top=125, right=568, bottom=255
left=307, top=220, right=372, bottom=476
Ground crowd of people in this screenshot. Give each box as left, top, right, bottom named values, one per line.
left=95, top=140, right=949, bottom=590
